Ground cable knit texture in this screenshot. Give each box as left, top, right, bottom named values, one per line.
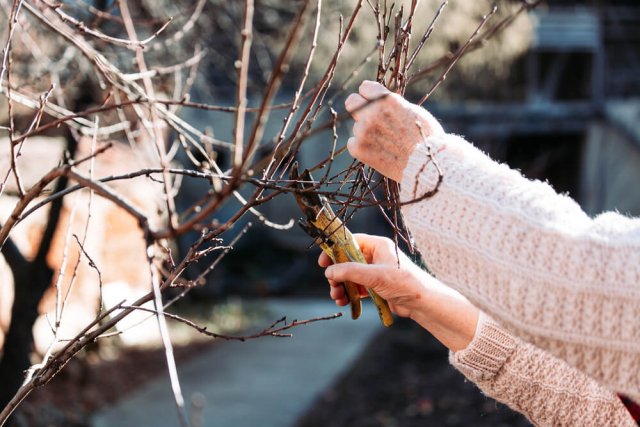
left=451, top=314, right=636, bottom=426
left=399, top=133, right=640, bottom=401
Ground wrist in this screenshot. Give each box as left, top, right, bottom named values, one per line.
left=408, top=278, right=479, bottom=352
left=389, top=158, right=409, bottom=182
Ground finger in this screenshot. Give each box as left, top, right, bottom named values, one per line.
left=336, top=299, right=349, bottom=307
left=346, top=136, right=361, bottom=161
left=325, top=262, right=387, bottom=291
left=328, top=271, right=370, bottom=299
left=330, top=281, right=368, bottom=307
left=328, top=279, right=341, bottom=288
left=334, top=297, right=349, bottom=307
left=345, top=93, right=367, bottom=118
left=351, top=233, right=396, bottom=262
left=358, top=284, right=369, bottom=298
left=352, top=120, right=363, bottom=138
left=330, top=284, right=345, bottom=300
left=352, top=233, right=393, bottom=247
left=318, top=251, right=333, bottom=268
left=329, top=284, right=350, bottom=306
left=359, top=80, right=390, bottom=100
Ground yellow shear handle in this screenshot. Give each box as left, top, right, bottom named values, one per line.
left=342, top=242, right=395, bottom=328
left=312, top=209, right=394, bottom=327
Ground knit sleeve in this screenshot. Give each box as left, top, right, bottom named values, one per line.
left=399, top=133, right=640, bottom=401
left=451, top=313, right=636, bottom=427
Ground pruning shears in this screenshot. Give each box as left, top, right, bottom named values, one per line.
left=290, top=162, right=394, bottom=327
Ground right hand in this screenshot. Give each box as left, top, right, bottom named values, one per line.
left=319, top=233, right=435, bottom=319
left=345, top=81, right=445, bottom=182
left=319, top=233, right=479, bottom=352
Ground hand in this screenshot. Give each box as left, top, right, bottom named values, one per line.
left=345, top=81, right=444, bottom=182
left=319, top=234, right=428, bottom=318
left=319, top=233, right=479, bottom=352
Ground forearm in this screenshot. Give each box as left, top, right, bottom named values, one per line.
left=406, top=269, right=479, bottom=352
left=399, top=133, right=640, bottom=399
left=451, top=314, right=636, bottom=427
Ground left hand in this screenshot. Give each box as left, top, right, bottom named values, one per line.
left=344, top=81, right=445, bottom=182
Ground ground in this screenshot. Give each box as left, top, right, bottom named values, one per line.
left=13, top=340, right=219, bottom=427
left=296, top=317, right=532, bottom=427
left=10, top=301, right=532, bottom=427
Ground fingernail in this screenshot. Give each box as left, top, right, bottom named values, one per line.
left=324, top=266, right=334, bottom=279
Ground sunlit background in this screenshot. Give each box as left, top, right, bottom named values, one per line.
left=1, top=0, right=638, bottom=426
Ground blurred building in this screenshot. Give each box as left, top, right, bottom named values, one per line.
left=434, top=0, right=640, bottom=216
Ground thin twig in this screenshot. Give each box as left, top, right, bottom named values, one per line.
left=242, top=0, right=313, bottom=169
left=118, top=0, right=179, bottom=231
left=405, top=1, right=448, bottom=71
left=0, top=0, right=24, bottom=88
left=419, top=5, right=497, bottom=105
left=122, top=305, right=343, bottom=341
left=41, top=0, right=173, bottom=50
left=265, top=0, right=322, bottom=179
left=233, top=0, right=254, bottom=169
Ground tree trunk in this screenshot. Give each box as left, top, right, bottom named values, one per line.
left=0, top=131, right=76, bottom=411
left=0, top=265, right=53, bottom=407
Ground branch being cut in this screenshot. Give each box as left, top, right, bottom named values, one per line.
left=122, top=306, right=343, bottom=341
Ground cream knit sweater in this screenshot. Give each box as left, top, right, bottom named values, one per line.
left=398, top=133, right=640, bottom=424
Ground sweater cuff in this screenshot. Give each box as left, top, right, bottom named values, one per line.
left=449, top=312, right=518, bottom=382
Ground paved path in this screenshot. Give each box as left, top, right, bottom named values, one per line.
left=91, top=298, right=382, bottom=427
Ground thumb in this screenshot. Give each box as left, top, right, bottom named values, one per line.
left=325, top=262, right=388, bottom=292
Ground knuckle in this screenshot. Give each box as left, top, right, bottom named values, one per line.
left=382, top=239, right=396, bottom=255
left=352, top=121, right=363, bottom=137
left=387, top=93, right=403, bottom=106
left=345, top=93, right=358, bottom=107
left=347, top=138, right=364, bottom=158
